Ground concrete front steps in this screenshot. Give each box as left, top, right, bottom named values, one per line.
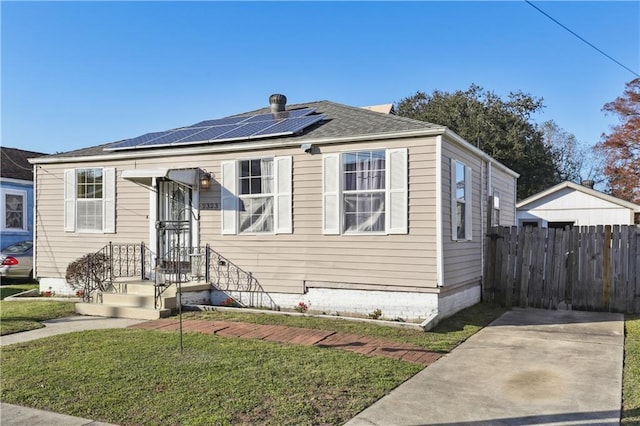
left=75, top=281, right=211, bottom=320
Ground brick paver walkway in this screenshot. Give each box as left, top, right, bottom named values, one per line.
left=129, top=319, right=442, bottom=366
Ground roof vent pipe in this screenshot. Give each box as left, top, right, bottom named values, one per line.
left=269, top=94, right=287, bottom=113
left=582, top=180, right=595, bottom=189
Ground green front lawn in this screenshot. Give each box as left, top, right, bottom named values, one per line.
left=623, top=314, right=640, bottom=424
left=0, top=283, right=38, bottom=300
left=0, top=303, right=505, bottom=425
left=1, top=329, right=421, bottom=425
left=0, top=300, right=77, bottom=335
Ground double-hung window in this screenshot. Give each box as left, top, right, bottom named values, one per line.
left=451, top=159, right=472, bottom=241
left=221, top=156, right=292, bottom=234
left=492, top=189, right=500, bottom=226
left=1, top=189, right=27, bottom=231
left=323, top=148, right=407, bottom=235
left=64, top=167, right=116, bottom=233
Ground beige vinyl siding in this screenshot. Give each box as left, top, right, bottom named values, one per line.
left=35, top=136, right=440, bottom=294
left=490, top=166, right=517, bottom=226
left=441, top=136, right=484, bottom=287
left=200, top=137, right=438, bottom=293
left=34, top=161, right=151, bottom=278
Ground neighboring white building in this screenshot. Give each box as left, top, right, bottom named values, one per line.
left=517, top=181, right=640, bottom=228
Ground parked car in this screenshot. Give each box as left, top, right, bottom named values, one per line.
left=0, top=240, right=33, bottom=281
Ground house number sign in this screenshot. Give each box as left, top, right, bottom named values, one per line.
left=200, top=202, right=219, bottom=210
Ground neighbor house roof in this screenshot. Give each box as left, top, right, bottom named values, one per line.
left=517, top=181, right=640, bottom=212
left=1, top=147, right=47, bottom=181
left=360, top=104, right=396, bottom=114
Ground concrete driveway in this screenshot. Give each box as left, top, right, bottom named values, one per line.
left=346, top=308, right=624, bottom=425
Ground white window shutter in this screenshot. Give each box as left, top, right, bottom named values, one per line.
left=221, top=160, right=237, bottom=235
left=64, top=169, right=76, bottom=232
left=274, top=156, right=292, bottom=234
left=322, top=153, right=340, bottom=234
left=103, top=168, right=116, bottom=233
left=465, top=165, right=473, bottom=240
left=386, top=148, right=408, bottom=234
left=450, top=158, right=457, bottom=240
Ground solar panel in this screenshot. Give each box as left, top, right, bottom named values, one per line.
left=137, top=128, right=210, bottom=147
left=285, top=108, right=316, bottom=118
left=185, top=115, right=250, bottom=129
left=106, top=130, right=176, bottom=151
left=242, top=107, right=316, bottom=124
left=170, top=124, right=240, bottom=145
left=210, top=121, right=278, bottom=141
left=252, top=114, right=324, bottom=137
left=105, top=107, right=324, bottom=151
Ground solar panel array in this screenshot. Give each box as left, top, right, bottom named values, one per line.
left=106, top=108, right=324, bottom=151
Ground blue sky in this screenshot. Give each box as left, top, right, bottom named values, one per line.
left=2, top=1, right=639, bottom=154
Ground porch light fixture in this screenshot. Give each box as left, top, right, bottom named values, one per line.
left=199, top=171, right=212, bottom=189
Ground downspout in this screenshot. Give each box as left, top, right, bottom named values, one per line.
left=435, top=135, right=444, bottom=289
left=422, top=135, right=444, bottom=331
left=482, top=161, right=490, bottom=300
left=32, top=164, right=38, bottom=281
left=149, top=179, right=158, bottom=280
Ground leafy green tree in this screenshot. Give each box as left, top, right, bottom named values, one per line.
left=396, top=84, right=559, bottom=200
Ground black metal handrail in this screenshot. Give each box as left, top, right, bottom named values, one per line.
left=204, top=244, right=279, bottom=311
left=82, top=242, right=154, bottom=302
left=82, top=241, right=279, bottom=312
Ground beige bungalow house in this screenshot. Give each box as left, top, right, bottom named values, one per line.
left=30, top=94, right=518, bottom=324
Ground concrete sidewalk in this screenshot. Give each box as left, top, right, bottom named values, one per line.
left=0, top=315, right=146, bottom=346
left=0, top=402, right=118, bottom=426
left=346, top=308, right=625, bottom=425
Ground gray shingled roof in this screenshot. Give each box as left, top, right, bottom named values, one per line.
left=1, top=147, right=47, bottom=180
left=46, top=99, right=444, bottom=159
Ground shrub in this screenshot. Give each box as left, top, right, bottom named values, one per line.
left=368, top=309, right=383, bottom=320
left=221, top=297, right=240, bottom=307
left=65, top=252, right=111, bottom=292
left=294, top=301, right=308, bottom=313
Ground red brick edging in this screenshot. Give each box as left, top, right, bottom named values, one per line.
left=129, top=319, right=441, bottom=366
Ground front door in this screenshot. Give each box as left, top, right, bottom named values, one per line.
left=157, top=180, right=192, bottom=274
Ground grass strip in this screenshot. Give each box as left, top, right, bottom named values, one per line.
left=0, top=300, right=76, bottom=335
left=0, top=283, right=39, bottom=300
left=622, top=314, right=640, bottom=424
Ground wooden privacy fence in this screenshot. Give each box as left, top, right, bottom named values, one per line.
left=484, top=225, right=640, bottom=313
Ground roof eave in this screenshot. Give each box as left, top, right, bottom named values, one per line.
left=443, top=129, right=520, bottom=178
left=29, top=127, right=450, bottom=165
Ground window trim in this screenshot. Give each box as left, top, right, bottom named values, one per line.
left=1, top=188, right=28, bottom=232
left=238, top=158, right=275, bottom=234
left=450, top=159, right=472, bottom=241
left=323, top=148, right=408, bottom=236
left=64, top=167, right=116, bottom=234
left=220, top=156, right=292, bottom=235
left=492, top=189, right=500, bottom=227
